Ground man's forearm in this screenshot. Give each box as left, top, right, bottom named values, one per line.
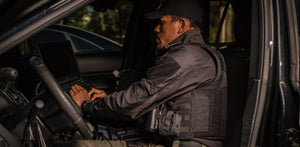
left=82, top=98, right=132, bottom=124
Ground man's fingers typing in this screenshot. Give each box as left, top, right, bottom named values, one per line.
left=88, top=88, right=107, bottom=96
left=69, top=90, right=75, bottom=97
left=71, top=84, right=80, bottom=93
left=92, top=88, right=105, bottom=94
left=91, top=93, right=107, bottom=100
left=88, top=88, right=96, bottom=97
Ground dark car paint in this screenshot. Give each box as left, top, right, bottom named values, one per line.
left=0, top=0, right=299, bottom=147
left=241, top=0, right=300, bottom=146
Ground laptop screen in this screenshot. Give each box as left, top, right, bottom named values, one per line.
left=38, top=40, right=80, bottom=79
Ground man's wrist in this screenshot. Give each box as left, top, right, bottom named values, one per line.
left=81, top=100, right=92, bottom=109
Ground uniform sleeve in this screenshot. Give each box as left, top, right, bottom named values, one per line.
left=83, top=48, right=216, bottom=120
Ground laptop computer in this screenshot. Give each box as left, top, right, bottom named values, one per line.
left=37, top=40, right=92, bottom=91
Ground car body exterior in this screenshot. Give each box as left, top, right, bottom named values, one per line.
left=0, top=0, right=299, bottom=147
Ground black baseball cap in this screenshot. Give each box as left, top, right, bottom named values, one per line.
left=144, top=0, right=205, bottom=23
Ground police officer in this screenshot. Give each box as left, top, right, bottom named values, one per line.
left=70, top=0, right=227, bottom=146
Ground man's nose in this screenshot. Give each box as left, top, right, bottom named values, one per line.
left=154, top=25, right=160, bottom=33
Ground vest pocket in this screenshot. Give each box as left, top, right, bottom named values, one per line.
left=158, top=109, right=182, bottom=137
left=192, top=91, right=210, bottom=135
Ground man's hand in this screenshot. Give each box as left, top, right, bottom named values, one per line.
left=69, top=84, right=90, bottom=107
left=70, top=84, right=108, bottom=107
left=88, top=88, right=107, bottom=100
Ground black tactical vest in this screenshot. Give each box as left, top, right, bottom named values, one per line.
left=159, top=44, right=227, bottom=140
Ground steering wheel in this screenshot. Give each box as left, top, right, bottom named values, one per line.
left=30, top=56, right=93, bottom=139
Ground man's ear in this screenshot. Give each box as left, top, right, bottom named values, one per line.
left=178, top=19, right=185, bottom=34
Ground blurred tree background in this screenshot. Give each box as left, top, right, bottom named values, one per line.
left=59, top=0, right=133, bottom=44
left=209, top=1, right=236, bottom=44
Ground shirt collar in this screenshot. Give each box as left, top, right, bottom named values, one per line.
left=163, top=29, right=205, bottom=49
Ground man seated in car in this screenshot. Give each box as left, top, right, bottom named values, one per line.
left=70, top=0, right=227, bottom=146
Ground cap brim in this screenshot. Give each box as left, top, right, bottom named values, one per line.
left=144, top=10, right=165, bottom=20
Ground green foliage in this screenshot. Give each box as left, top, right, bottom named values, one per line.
left=60, top=1, right=133, bottom=44
left=209, top=1, right=236, bottom=44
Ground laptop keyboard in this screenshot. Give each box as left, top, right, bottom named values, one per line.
left=59, top=78, right=93, bottom=93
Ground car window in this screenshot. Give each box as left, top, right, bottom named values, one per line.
left=59, top=0, right=133, bottom=51
left=69, top=35, right=104, bottom=51
left=209, top=1, right=236, bottom=47
left=68, top=32, right=122, bottom=52
left=27, top=0, right=131, bottom=54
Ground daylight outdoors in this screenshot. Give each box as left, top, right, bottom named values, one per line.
left=209, top=1, right=236, bottom=44
left=59, top=0, right=133, bottom=45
